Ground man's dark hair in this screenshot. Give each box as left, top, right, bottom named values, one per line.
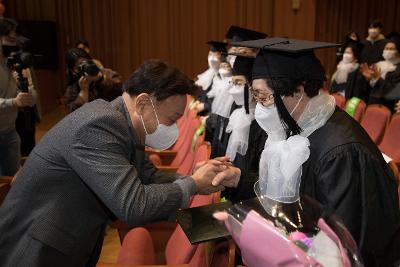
left=369, top=19, right=383, bottom=29
left=75, top=39, right=90, bottom=48
left=0, top=18, right=17, bottom=37
left=123, top=59, right=200, bottom=101
left=266, top=78, right=323, bottom=98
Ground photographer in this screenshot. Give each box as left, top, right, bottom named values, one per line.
left=0, top=18, right=34, bottom=176
left=64, top=48, right=122, bottom=112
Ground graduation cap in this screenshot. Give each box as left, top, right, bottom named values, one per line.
left=232, top=37, right=339, bottom=81
left=232, top=37, right=340, bottom=137
left=386, top=32, right=400, bottom=51
left=232, top=55, right=255, bottom=113
left=226, top=25, right=267, bottom=42
left=206, top=41, right=228, bottom=53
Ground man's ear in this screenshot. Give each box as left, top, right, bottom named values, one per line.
left=135, top=93, right=150, bottom=116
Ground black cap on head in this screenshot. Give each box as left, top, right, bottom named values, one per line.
left=232, top=55, right=254, bottom=114
left=226, top=25, right=267, bottom=42
left=386, top=32, right=400, bottom=51
left=207, top=41, right=228, bottom=53
left=232, top=37, right=339, bottom=137
left=232, top=37, right=339, bottom=81
left=232, top=55, right=254, bottom=81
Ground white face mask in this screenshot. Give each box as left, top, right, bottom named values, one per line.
left=228, top=84, right=245, bottom=106
left=383, top=50, right=397, bottom=61
left=255, top=103, right=286, bottom=141
left=208, top=56, right=220, bottom=70
left=140, top=98, right=179, bottom=151
left=342, top=53, right=354, bottom=63
left=255, top=94, right=303, bottom=140
left=227, top=55, right=236, bottom=67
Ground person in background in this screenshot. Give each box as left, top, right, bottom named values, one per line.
left=360, top=19, right=386, bottom=65
left=0, top=18, right=34, bottom=176
left=330, top=39, right=362, bottom=97
left=363, top=32, right=400, bottom=112
left=75, top=38, right=104, bottom=68
left=335, top=31, right=360, bottom=63
left=192, top=41, right=227, bottom=142
left=64, top=47, right=122, bottom=112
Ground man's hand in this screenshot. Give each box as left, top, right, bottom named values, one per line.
left=211, top=165, right=241, bottom=188
left=191, top=162, right=227, bottom=195
left=14, top=92, right=34, bottom=107
left=193, top=156, right=231, bottom=173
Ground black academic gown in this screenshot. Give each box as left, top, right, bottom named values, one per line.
left=210, top=102, right=240, bottom=158
left=330, top=69, right=359, bottom=96
left=223, top=120, right=268, bottom=203
left=301, top=107, right=400, bottom=267
left=369, top=63, right=400, bottom=112
left=360, top=38, right=386, bottom=65
left=345, top=70, right=372, bottom=102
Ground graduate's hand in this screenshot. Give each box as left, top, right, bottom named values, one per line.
left=200, top=116, right=208, bottom=126
left=371, top=64, right=381, bottom=80
left=360, top=63, right=374, bottom=81
left=192, top=156, right=230, bottom=173
left=191, top=162, right=227, bottom=195
left=211, top=165, right=241, bottom=188
left=395, top=100, right=400, bottom=113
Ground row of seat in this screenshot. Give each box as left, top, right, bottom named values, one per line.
left=332, top=93, right=400, bottom=161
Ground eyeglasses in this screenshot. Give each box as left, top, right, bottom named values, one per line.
left=250, top=87, right=275, bottom=107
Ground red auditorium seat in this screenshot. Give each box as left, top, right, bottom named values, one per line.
left=331, top=93, right=346, bottom=109
left=116, top=193, right=217, bottom=266
left=379, top=113, right=400, bottom=161
left=360, top=104, right=391, bottom=144
left=353, top=100, right=366, bottom=122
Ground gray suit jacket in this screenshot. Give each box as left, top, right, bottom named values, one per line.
left=0, top=97, right=195, bottom=267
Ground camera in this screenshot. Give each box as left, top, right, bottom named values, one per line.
left=77, top=60, right=100, bottom=77
left=5, top=36, right=33, bottom=73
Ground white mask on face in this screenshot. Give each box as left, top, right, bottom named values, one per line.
left=255, top=102, right=286, bottom=141
left=140, top=98, right=179, bottom=151
left=208, top=56, right=220, bottom=70
left=383, top=50, right=397, bottom=61
left=342, top=53, right=354, bottom=63
left=228, top=84, right=245, bottom=106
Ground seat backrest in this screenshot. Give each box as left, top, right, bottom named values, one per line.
left=379, top=113, right=400, bottom=161
left=171, top=117, right=201, bottom=167
left=353, top=100, right=366, bottom=122
left=189, top=243, right=208, bottom=267
left=331, top=93, right=346, bottom=109
left=165, top=225, right=197, bottom=264
left=176, top=128, right=204, bottom=175
left=360, top=104, right=391, bottom=144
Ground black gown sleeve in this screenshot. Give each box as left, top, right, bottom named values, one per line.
left=369, top=66, right=400, bottom=111
left=314, top=143, right=400, bottom=266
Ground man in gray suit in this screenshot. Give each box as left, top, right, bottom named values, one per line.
left=0, top=60, right=241, bottom=267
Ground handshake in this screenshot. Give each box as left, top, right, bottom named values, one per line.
left=190, top=156, right=241, bottom=195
